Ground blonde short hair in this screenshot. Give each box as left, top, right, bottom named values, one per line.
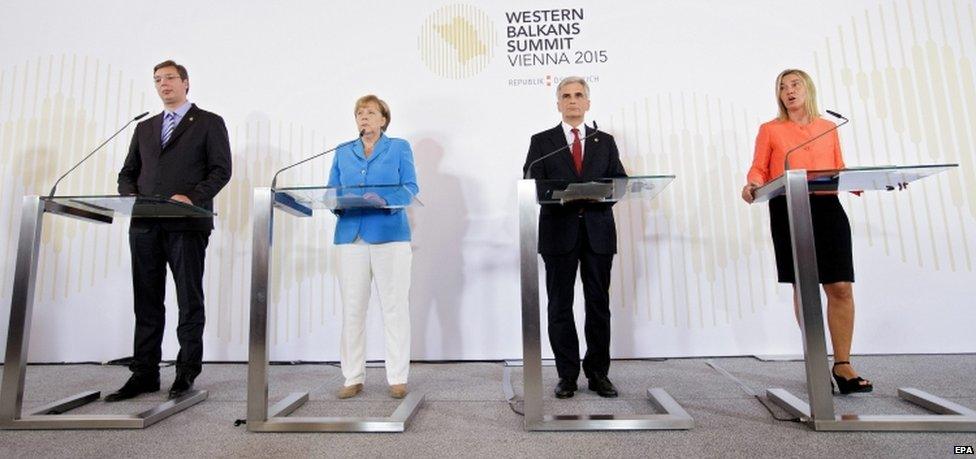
left=775, top=69, right=820, bottom=121
left=354, top=94, right=391, bottom=131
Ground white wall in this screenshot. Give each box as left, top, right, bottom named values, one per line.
left=0, top=0, right=974, bottom=362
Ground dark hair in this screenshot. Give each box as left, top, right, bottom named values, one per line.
left=153, top=59, right=189, bottom=94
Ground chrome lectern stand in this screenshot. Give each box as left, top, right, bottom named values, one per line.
left=0, top=195, right=211, bottom=429
left=516, top=176, right=694, bottom=431
left=753, top=164, right=976, bottom=432
left=247, top=185, right=424, bottom=432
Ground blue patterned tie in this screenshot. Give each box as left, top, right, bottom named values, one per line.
left=161, top=112, right=176, bottom=148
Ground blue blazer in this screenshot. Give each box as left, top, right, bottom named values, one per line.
left=327, top=133, right=419, bottom=244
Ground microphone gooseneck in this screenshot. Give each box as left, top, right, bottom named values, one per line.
left=48, top=111, right=150, bottom=198
left=271, top=129, right=365, bottom=189
left=782, top=110, right=849, bottom=171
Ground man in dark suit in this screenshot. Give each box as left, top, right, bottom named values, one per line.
left=523, top=77, right=627, bottom=399
left=108, top=60, right=232, bottom=401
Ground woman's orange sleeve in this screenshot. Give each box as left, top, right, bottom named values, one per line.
left=747, top=124, right=771, bottom=185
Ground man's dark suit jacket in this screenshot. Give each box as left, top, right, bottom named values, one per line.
left=522, top=124, right=628, bottom=255
left=118, top=104, right=232, bottom=232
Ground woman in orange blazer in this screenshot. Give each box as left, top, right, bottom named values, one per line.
left=742, top=69, right=872, bottom=394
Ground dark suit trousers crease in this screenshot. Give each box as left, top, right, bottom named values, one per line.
left=542, top=218, right=613, bottom=381
left=128, top=224, right=210, bottom=377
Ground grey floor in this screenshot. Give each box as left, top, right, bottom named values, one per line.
left=0, top=355, right=974, bottom=458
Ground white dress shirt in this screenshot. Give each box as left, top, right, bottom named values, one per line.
left=561, top=120, right=589, bottom=159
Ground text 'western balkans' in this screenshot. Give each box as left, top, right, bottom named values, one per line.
left=504, top=8, right=593, bottom=67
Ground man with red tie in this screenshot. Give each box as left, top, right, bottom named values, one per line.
left=522, top=76, right=627, bottom=399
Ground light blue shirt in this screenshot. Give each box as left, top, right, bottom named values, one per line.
left=161, top=100, right=192, bottom=144
left=327, top=133, right=419, bottom=244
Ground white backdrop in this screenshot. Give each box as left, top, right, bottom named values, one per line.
left=0, top=0, right=974, bottom=363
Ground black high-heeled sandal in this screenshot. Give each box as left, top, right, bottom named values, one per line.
left=832, top=361, right=873, bottom=394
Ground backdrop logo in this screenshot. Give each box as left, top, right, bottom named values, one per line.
left=418, top=4, right=496, bottom=79
left=504, top=8, right=608, bottom=67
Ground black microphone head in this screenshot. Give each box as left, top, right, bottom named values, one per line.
left=825, top=110, right=847, bottom=120
left=359, top=129, right=366, bottom=137
left=134, top=111, right=151, bottom=121
left=592, top=120, right=598, bottom=131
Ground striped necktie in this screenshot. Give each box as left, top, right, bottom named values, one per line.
left=161, top=112, right=177, bottom=148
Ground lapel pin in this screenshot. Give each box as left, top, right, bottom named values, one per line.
left=594, top=138, right=599, bottom=143
left=189, top=117, right=194, bottom=121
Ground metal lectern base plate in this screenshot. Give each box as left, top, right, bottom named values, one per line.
left=525, top=388, right=695, bottom=431
left=247, top=391, right=425, bottom=433
left=0, top=389, right=208, bottom=430
left=502, top=361, right=693, bottom=431
left=766, top=387, right=976, bottom=432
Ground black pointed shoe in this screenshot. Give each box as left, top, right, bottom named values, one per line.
left=168, top=371, right=198, bottom=399
left=588, top=375, right=618, bottom=398
left=554, top=378, right=578, bottom=399
left=104, top=375, right=160, bottom=402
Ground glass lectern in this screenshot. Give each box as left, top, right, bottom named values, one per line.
left=753, top=164, right=976, bottom=432
left=247, top=185, right=424, bottom=432
left=0, top=195, right=212, bottom=429
left=514, top=176, right=695, bottom=431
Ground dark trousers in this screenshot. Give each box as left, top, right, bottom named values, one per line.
left=541, top=218, right=614, bottom=381
left=128, top=225, right=210, bottom=378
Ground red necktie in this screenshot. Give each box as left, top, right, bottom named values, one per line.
left=571, top=128, right=583, bottom=174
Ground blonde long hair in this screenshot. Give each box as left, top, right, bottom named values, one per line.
left=775, top=69, right=820, bottom=121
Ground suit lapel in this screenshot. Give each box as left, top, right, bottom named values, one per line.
left=162, top=104, right=198, bottom=153
left=366, top=134, right=390, bottom=164
left=582, top=126, right=599, bottom=179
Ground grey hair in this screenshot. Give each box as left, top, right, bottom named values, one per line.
left=555, top=76, right=590, bottom=99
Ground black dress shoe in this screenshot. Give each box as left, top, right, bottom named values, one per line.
left=104, top=375, right=160, bottom=402
left=588, top=375, right=618, bottom=398
left=168, top=372, right=198, bottom=399
left=554, top=378, right=578, bottom=399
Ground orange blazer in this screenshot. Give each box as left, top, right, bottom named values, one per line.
left=746, top=117, right=846, bottom=185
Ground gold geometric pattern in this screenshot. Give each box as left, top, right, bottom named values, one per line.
left=418, top=4, right=496, bottom=79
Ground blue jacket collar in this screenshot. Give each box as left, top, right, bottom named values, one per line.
left=351, top=133, right=390, bottom=162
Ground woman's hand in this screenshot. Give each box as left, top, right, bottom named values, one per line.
left=362, top=192, right=386, bottom=206
left=741, top=182, right=760, bottom=204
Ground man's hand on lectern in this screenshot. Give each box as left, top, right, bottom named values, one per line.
left=170, top=194, right=193, bottom=205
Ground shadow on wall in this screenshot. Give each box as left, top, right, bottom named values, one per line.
left=409, top=137, right=468, bottom=359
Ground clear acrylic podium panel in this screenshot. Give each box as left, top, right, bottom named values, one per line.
left=516, top=176, right=693, bottom=431
left=247, top=186, right=424, bottom=432
left=272, top=184, right=422, bottom=217
left=0, top=194, right=212, bottom=430
left=751, top=164, right=976, bottom=432
left=533, top=175, right=674, bottom=205
left=45, top=195, right=216, bottom=219
left=752, top=164, right=957, bottom=203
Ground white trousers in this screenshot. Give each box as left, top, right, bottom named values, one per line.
left=336, top=241, right=412, bottom=386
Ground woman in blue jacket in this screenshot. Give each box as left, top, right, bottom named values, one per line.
left=328, top=95, right=419, bottom=400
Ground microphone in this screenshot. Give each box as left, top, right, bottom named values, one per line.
left=524, top=121, right=601, bottom=180
left=825, top=109, right=847, bottom=120
left=270, top=129, right=365, bottom=189
left=783, top=110, right=849, bottom=170
left=48, top=111, right=150, bottom=197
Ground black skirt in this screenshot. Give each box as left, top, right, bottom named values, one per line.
left=768, top=194, right=854, bottom=284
